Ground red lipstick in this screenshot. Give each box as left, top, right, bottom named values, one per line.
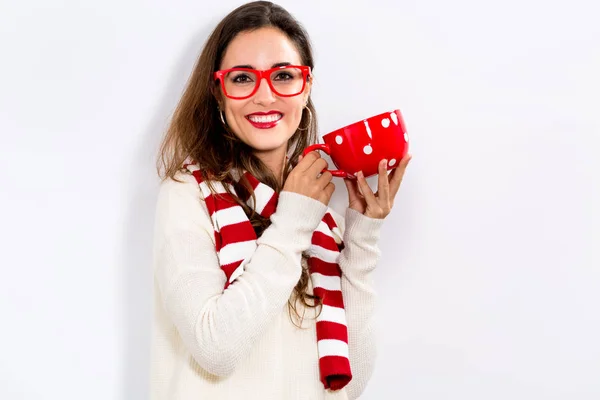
left=246, top=111, right=283, bottom=129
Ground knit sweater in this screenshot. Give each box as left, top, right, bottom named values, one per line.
left=150, top=171, right=383, bottom=400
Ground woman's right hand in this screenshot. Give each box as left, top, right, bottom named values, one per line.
left=283, top=151, right=335, bottom=205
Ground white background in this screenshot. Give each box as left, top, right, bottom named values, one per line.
left=1, top=0, right=599, bottom=399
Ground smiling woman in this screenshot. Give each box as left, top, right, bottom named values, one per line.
left=151, top=1, right=411, bottom=399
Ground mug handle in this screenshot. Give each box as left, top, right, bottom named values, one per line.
left=302, top=144, right=348, bottom=178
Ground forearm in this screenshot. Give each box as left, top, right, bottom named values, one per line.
left=337, top=208, right=384, bottom=399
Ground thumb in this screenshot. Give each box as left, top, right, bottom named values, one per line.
left=343, top=178, right=359, bottom=202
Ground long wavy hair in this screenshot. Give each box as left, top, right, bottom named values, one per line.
left=157, top=1, right=321, bottom=323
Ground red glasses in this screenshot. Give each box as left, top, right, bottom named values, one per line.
left=214, top=65, right=311, bottom=100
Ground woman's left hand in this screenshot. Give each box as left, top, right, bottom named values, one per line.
left=343, top=154, right=412, bottom=219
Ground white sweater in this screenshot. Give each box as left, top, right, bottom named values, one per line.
left=150, top=171, right=384, bottom=400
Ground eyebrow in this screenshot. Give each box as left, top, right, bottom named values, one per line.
left=230, top=62, right=292, bottom=69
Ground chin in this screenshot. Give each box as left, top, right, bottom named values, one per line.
left=249, top=142, right=288, bottom=153
left=244, top=132, right=293, bottom=153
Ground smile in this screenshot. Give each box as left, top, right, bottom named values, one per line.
left=246, top=113, right=283, bottom=129
left=246, top=113, right=283, bottom=123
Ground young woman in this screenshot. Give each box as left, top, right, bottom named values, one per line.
left=151, top=1, right=411, bottom=399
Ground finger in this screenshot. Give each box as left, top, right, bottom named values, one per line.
left=297, top=151, right=321, bottom=171
left=320, top=182, right=336, bottom=204
left=356, top=171, right=377, bottom=205
left=316, top=171, right=333, bottom=189
left=377, top=159, right=390, bottom=205
left=343, top=178, right=360, bottom=203
left=389, top=153, right=412, bottom=197
left=306, top=157, right=329, bottom=177
left=326, top=181, right=335, bottom=196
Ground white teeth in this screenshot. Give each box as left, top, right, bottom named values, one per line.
left=248, top=114, right=282, bottom=123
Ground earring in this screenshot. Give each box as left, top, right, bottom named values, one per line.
left=297, top=107, right=313, bottom=131
left=219, top=108, right=240, bottom=142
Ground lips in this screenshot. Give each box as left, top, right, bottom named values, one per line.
left=246, top=111, right=283, bottom=129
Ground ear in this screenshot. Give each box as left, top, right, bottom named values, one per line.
left=213, top=94, right=225, bottom=111
left=211, top=81, right=224, bottom=109
left=303, top=75, right=313, bottom=104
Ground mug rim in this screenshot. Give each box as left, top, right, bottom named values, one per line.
left=322, top=108, right=402, bottom=139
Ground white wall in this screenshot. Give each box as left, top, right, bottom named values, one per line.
left=1, top=0, right=598, bottom=398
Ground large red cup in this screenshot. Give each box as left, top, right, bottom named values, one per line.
left=303, top=109, right=409, bottom=179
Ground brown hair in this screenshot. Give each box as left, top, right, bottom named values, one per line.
left=156, top=1, right=321, bottom=323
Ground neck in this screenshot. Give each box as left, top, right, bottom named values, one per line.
left=254, top=147, right=287, bottom=186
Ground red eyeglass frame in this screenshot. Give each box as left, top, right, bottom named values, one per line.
left=213, top=65, right=312, bottom=100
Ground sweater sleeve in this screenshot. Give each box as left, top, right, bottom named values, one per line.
left=334, top=207, right=384, bottom=399
left=153, top=173, right=328, bottom=377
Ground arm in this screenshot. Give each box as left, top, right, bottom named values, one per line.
left=335, top=208, right=384, bottom=399
left=338, top=155, right=412, bottom=397
left=153, top=173, right=327, bottom=377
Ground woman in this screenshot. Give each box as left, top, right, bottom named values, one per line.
left=151, top=1, right=411, bottom=399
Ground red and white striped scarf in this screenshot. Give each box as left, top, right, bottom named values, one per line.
left=184, top=162, right=352, bottom=390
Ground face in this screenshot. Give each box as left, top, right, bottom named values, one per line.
left=217, top=27, right=312, bottom=160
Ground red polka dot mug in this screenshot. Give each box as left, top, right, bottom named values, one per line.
left=303, top=109, right=409, bottom=179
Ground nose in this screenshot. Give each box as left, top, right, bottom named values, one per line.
left=252, top=77, right=276, bottom=105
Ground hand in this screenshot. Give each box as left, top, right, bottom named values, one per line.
left=343, top=154, right=412, bottom=219
left=283, top=151, right=335, bottom=206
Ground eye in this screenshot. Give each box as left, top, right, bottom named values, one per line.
left=273, top=72, right=293, bottom=81
left=231, top=73, right=254, bottom=84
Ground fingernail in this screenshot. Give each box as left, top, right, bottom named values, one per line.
left=357, top=171, right=363, bottom=178
left=382, top=159, right=387, bottom=166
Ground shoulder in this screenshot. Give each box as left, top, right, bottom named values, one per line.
left=157, top=169, right=201, bottom=200
left=157, top=170, right=204, bottom=211
left=154, top=170, right=213, bottom=238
